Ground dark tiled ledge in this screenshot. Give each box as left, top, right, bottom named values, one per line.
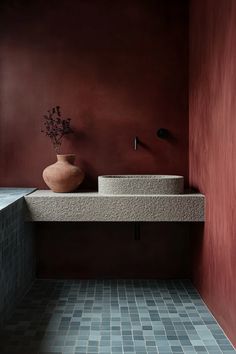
left=0, top=188, right=36, bottom=211
left=0, top=188, right=36, bottom=326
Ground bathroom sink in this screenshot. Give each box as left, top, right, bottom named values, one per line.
left=98, top=175, right=184, bottom=195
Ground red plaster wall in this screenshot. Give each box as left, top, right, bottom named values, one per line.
left=0, top=1, right=190, bottom=279
left=0, top=0, right=188, bottom=189
left=189, top=0, right=236, bottom=346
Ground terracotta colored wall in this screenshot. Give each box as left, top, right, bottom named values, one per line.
left=0, top=1, right=189, bottom=279
left=189, top=0, right=236, bottom=346
left=0, top=0, right=188, bottom=189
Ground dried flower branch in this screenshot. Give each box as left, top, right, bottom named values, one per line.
left=41, top=106, right=73, bottom=153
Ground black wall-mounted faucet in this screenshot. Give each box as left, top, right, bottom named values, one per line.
left=157, top=128, right=169, bottom=139
left=134, top=129, right=169, bottom=150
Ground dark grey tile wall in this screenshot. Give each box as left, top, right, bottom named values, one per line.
left=0, top=197, right=35, bottom=325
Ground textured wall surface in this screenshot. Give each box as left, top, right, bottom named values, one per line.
left=0, top=198, right=35, bottom=326
left=189, top=0, right=236, bottom=346
left=0, top=0, right=188, bottom=189
left=0, top=0, right=190, bottom=280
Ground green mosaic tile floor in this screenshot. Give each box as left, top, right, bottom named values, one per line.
left=0, top=279, right=235, bottom=354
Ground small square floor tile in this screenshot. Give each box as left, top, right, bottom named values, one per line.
left=0, top=280, right=235, bottom=354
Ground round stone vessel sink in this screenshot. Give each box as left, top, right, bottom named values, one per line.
left=98, top=175, right=184, bottom=195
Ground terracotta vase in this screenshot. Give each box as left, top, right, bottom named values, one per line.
left=43, top=154, right=84, bottom=193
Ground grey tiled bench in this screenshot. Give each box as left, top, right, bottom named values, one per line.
left=0, top=188, right=35, bottom=326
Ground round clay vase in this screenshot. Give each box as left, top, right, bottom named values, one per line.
left=43, top=154, right=85, bottom=193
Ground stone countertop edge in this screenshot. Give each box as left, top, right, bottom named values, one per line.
left=0, top=188, right=36, bottom=212
left=25, top=190, right=205, bottom=222
left=25, top=190, right=205, bottom=197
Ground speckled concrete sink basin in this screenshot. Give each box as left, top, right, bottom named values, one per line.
left=98, top=175, right=184, bottom=195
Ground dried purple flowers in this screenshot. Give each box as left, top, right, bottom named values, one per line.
left=41, top=106, right=73, bottom=153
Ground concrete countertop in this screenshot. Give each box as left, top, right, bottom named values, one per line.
left=25, top=190, right=205, bottom=222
